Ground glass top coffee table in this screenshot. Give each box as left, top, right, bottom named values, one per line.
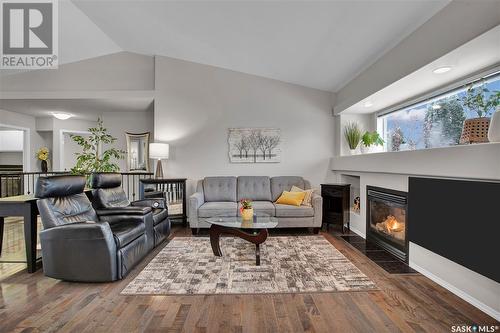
left=204, top=214, right=278, bottom=266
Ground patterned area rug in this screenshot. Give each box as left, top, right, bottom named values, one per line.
left=122, top=236, right=377, bottom=295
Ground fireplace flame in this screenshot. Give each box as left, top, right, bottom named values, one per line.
left=384, top=215, right=403, bottom=232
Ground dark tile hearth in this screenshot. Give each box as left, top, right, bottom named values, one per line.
left=341, top=234, right=417, bottom=275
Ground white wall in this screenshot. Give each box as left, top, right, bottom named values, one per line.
left=1, top=52, right=154, bottom=92
left=0, top=152, right=23, bottom=165
left=154, top=56, right=334, bottom=193
left=51, top=118, right=97, bottom=171
left=102, top=108, right=154, bottom=172
left=0, top=130, right=23, bottom=151
left=0, top=109, right=52, bottom=171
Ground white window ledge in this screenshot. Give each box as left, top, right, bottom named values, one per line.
left=331, top=142, right=500, bottom=181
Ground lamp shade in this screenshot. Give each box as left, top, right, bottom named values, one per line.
left=149, top=143, right=169, bottom=159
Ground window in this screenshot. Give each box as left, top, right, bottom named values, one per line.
left=377, top=72, right=500, bottom=152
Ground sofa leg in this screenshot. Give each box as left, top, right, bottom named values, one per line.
left=312, top=227, right=320, bottom=234
left=191, top=228, right=199, bottom=236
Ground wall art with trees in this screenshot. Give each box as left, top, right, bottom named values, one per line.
left=228, top=128, right=281, bottom=163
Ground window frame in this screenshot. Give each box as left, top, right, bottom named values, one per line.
left=376, top=65, right=500, bottom=152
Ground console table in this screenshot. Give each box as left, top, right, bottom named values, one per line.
left=0, top=195, right=41, bottom=273
left=321, top=183, right=351, bottom=233
left=139, top=178, right=187, bottom=224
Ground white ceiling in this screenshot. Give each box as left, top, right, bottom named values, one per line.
left=0, top=98, right=153, bottom=120
left=345, top=24, right=500, bottom=114
left=72, top=0, right=449, bottom=91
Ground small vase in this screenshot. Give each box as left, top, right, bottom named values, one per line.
left=241, top=208, right=254, bottom=220
left=488, top=110, right=500, bottom=143
left=41, top=160, right=48, bottom=173
left=349, top=147, right=360, bottom=155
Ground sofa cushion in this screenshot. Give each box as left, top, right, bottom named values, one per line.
left=198, top=202, right=238, bottom=218
left=203, top=177, right=237, bottom=202
left=237, top=201, right=275, bottom=216
left=237, top=176, right=272, bottom=201
left=110, top=220, right=145, bottom=248
left=274, top=204, right=314, bottom=217
left=270, top=176, right=306, bottom=201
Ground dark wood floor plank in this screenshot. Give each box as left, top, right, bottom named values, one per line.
left=0, top=226, right=497, bottom=333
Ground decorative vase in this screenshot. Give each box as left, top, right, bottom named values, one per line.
left=460, top=117, right=490, bottom=144
left=241, top=208, right=254, bottom=220
left=40, top=160, right=48, bottom=173
left=488, top=110, right=500, bottom=143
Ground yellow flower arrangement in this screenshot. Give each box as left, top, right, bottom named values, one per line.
left=37, top=147, right=49, bottom=161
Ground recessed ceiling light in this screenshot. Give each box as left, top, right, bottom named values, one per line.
left=364, top=101, right=374, bottom=108
left=433, top=66, right=452, bottom=74
left=432, top=104, right=442, bottom=110
left=52, top=112, right=73, bottom=120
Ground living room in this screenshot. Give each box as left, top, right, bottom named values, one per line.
left=0, top=0, right=499, bottom=332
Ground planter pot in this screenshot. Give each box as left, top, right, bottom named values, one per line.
left=360, top=145, right=384, bottom=154
left=488, top=111, right=500, bottom=143
left=460, top=117, right=490, bottom=144
left=241, top=208, right=254, bottom=220
left=360, top=145, right=370, bottom=154
left=40, top=160, right=48, bottom=173
left=349, top=146, right=360, bottom=155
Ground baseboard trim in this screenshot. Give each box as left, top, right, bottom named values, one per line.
left=409, top=261, right=500, bottom=321
left=349, top=226, right=365, bottom=239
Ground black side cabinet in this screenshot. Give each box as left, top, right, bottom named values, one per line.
left=321, top=183, right=350, bottom=233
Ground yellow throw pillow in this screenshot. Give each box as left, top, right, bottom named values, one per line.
left=275, top=191, right=306, bottom=206
left=291, top=185, right=314, bottom=207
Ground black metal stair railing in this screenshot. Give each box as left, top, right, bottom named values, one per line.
left=0, top=171, right=153, bottom=201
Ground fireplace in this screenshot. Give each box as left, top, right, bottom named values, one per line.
left=366, top=186, right=408, bottom=262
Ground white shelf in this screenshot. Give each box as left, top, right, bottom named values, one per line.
left=332, top=142, right=500, bottom=181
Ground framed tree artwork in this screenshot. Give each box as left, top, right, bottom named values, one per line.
left=228, top=128, right=281, bottom=163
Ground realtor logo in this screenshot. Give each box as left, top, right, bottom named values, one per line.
left=1, top=0, right=58, bottom=68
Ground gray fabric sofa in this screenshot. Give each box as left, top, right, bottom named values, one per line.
left=189, top=176, right=322, bottom=232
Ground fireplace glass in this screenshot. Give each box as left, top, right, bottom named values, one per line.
left=369, top=199, right=406, bottom=247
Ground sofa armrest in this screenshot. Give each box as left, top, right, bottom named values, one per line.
left=311, top=193, right=323, bottom=227
left=40, top=222, right=118, bottom=282
left=189, top=192, right=204, bottom=227
left=189, top=192, right=204, bottom=214
left=132, top=198, right=166, bottom=210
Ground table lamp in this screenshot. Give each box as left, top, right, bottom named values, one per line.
left=149, top=142, right=169, bottom=178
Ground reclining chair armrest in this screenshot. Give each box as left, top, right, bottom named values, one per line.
left=96, top=206, right=152, bottom=216
left=40, top=222, right=119, bottom=282
left=132, top=198, right=167, bottom=210
left=311, top=193, right=323, bottom=228
left=98, top=210, right=153, bottom=226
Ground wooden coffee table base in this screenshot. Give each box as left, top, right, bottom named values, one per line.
left=209, top=224, right=269, bottom=266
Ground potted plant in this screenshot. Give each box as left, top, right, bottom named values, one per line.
left=36, top=147, right=49, bottom=172
left=240, top=199, right=253, bottom=220
left=459, top=82, right=500, bottom=144
left=71, top=118, right=125, bottom=183
left=344, top=121, right=362, bottom=155
left=360, top=131, right=384, bottom=153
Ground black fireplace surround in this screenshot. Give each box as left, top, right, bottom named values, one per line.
left=366, top=186, right=408, bottom=262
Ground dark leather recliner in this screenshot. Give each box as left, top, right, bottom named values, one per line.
left=35, top=175, right=149, bottom=282
left=91, top=173, right=170, bottom=248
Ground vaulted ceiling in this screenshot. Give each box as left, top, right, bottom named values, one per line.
left=69, top=0, right=449, bottom=92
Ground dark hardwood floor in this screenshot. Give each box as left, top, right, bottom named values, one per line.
left=0, top=225, right=497, bottom=332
